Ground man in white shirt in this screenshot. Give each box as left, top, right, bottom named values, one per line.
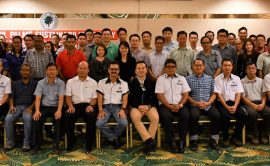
left=155, top=58, right=190, bottom=153
left=215, top=58, right=247, bottom=147
left=0, top=60, right=11, bottom=118
left=65, top=61, right=98, bottom=152
left=96, top=61, right=129, bottom=149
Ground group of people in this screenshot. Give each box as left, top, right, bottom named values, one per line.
left=0, top=26, right=270, bottom=155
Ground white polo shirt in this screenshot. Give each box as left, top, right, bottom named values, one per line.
left=263, top=73, right=270, bottom=92
left=0, top=74, right=11, bottom=101
left=155, top=73, right=191, bottom=105
left=214, top=73, right=244, bottom=102
left=241, top=76, right=266, bottom=102
left=66, top=76, right=97, bottom=104
left=97, top=78, right=129, bottom=105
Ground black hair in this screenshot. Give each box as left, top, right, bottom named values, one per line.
left=141, top=31, right=152, bottom=37
left=117, top=27, right=127, bottom=35
left=162, top=27, right=173, bottom=33
left=155, top=36, right=165, bottom=43
left=200, top=36, right=212, bottom=44
left=238, top=27, right=247, bottom=33
left=217, top=29, right=228, bottom=36
left=165, top=58, right=177, bottom=67
left=66, top=34, right=76, bottom=41
left=129, top=34, right=140, bottom=41
left=177, top=31, right=187, bottom=37
left=189, top=31, right=198, bottom=38
left=102, top=28, right=112, bottom=35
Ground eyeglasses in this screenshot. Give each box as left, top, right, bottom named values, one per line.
left=109, top=68, right=119, bottom=71
left=202, top=42, right=211, bottom=45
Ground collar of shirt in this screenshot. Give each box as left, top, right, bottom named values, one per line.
left=217, top=43, right=229, bottom=49
left=177, top=47, right=188, bottom=51
left=33, top=48, right=45, bottom=54
left=66, top=49, right=80, bottom=56
left=131, top=48, right=142, bottom=54
left=136, top=76, right=146, bottom=85
left=142, top=46, right=152, bottom=50
left=192, top=73, right=205, bottom=78
left=221, top=73, right=233, bottom=80
left=44, top=77, right=58, bottom=84
left=154, top=50, right=165, bottom=55
left=105, top=78, right=121, bottom=84
left=74, top=76, right=90, bottom=81
left=164, top=73, right=177, bottom=78
left=243, top=76, right=258, bottom=83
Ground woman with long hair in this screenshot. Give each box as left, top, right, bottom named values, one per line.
left=44, top=41, right=57, bottom=61
left=115, top=41, right=136, bottom=83
left=89, top=43, right=111, bottom=82
left=237, top=39, right=259, bottom=78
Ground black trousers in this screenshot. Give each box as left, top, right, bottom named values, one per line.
left=189, top=105, right=221, bottom=138
left=158, top=105, right=189, bottom=144
left=32, top=106, right=61, bottom=148
left=216, top=101, right=247, bottom=140
left=65, top=103, right=97, bottom=149
left=244, top=101, right=270, bottom=137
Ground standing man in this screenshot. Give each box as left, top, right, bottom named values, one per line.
left=238, top=27, right=248, bottom=43
left=149, top=36, right=168, bottom=80
left=141, top=31, right=153, bottom=55
left=4, top=64, right=37, bottom=152
left=241, top=61, right=270, bottom=145
left=56, top=34, right=86, bottom=82
left=257, top=38, right=270, bottom=78
left=23, top=35, right=54, bottom=80
left=256, top=34, right=268, bottom=54
left=228, top=33, right=236, bottom=45
left=168, top=31, right=194, bottom=77
left=77, top=33, right=92, bottom=60
left=205, top=31, right=215, bottom=44
left=188, top=31, right=203, bottom=55
left=155, top=58, right=190, bottom=153
left=23, top=34, right=35, bottom=52
left=197, top=36, right=222, bottom=78
left=129, top=61, right=159, bottom=154
left=117, top=27, right=128, bottom=44
left=162, top=27, right=178, bottom=53
left=212, top=29, right=237, bottom=72
left=186, top=59, right=220, bottom=151
left=96, top=61, right=129, bottom=149
left=214, top=58, right=247, bottom=147
left=85, top=29, right=94, bottom=47
left=129, top=34, right=150, bottom=67
left=92, top=28, right=118, bottom=61
left=56, top=33, right=69, bottom=56
left=65, top=61, right=98, bottom=152
left=32, top=63, right=65, bottom=153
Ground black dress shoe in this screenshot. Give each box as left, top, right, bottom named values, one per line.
left=53, top=144, right=61, bottom=155
left=85, top=144, right=93, bottom=153
left=189, top=140, right=198, bottom=152
left=113, top=138, right=121, bottom=149
left=67, top=144, right=75, bottom=152
left=22, top=147, right=30, bottom=152
left=31, top=146, right=41, bottom=155
left=168, top=142, right=178, bottom=153
left=179, top=141, right=185, bottom=153
left=209, top=139, right=219, bottom=150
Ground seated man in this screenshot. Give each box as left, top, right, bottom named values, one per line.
left=155, top=58, right=190, bottom=153
left=0, top=60, right=11, bottom=140
left=96, top=61, right=129, bottom=149
left=32, top=63, right=65, bottom=153
left=242, top=61, right=270, bottom=144
left=186, top=58, right=221, bottom=151
left=129, top=61, right=159, bottom=154
left=215, top=58, right=247, bottom=147
left=65, top=61, right=98, bottom=152
left=5, top=64, right=37, bottom=152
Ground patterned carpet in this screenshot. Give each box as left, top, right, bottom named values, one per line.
left=1, top=140, right=270, bottom=166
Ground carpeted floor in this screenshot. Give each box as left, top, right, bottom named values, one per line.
left=1, top=140, right=270, bottom=166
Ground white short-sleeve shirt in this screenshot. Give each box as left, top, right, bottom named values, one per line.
left=0, top=75, right=11, bottom=101
left=155, top=73, right=191, bottom=105
left=97, top=78, right=129, bottom=105
left=263, top=73, right=270, bottom=92
left=214, top=73, right=244, bottom=102
left=66, top=76, right=98, bottom=104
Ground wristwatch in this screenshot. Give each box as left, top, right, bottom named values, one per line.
left=121, top=107, right=126, bottom=111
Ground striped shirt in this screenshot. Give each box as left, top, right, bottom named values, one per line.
left=186, top=74, right=214, bottom=110
left=23, top=48, right=54, bottom=79
left=11, top=79, right=38, bottom=106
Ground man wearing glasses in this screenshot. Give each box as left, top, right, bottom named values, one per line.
left=96, top=61, right=129, bottom=149
left=155, top=58, right=190, bottom=153
left=196, top=36, right=222, bottom=78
